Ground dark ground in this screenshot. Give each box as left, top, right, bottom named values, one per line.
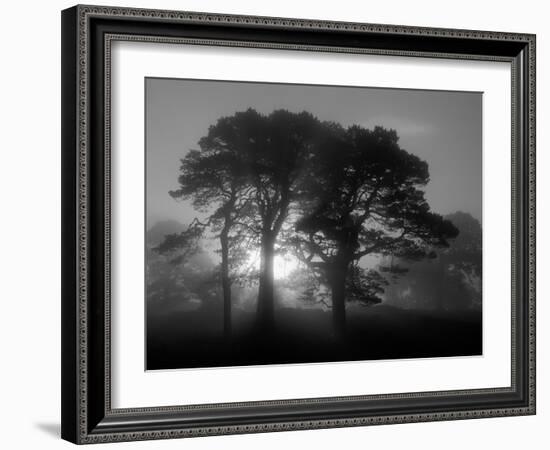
left=146, top=304, right=482, bottom=370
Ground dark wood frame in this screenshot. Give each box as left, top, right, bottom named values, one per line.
left=61, top=4, right=536, bottom=444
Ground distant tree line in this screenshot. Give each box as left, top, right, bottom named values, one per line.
left=382, top=211, right=481, bottom=311
left=155, top=108, right=459, bottom=338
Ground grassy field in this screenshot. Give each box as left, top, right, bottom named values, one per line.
left=146, top=303, right=482, bottom=370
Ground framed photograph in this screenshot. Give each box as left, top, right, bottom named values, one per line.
left=61, top=5, right=536, bottom=444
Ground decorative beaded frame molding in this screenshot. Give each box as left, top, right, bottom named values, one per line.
left=61, top=4, right=536, bottom=445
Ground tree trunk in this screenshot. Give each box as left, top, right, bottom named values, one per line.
left=329, top=265, right=348, bottom=339
left=257, top=232, right=275, bottom=331
left=220, top=229, right=232, bottom=339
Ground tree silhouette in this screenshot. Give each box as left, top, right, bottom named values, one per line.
left=293, top=124, right=459, bottom=336
left=196, top=108, right=322, bottom=331
left=156, top=111, right=460, bottom=339
left=157, top=122, right=254, bottom=338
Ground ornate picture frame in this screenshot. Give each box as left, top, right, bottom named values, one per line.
left=61, top=4, right=535, bottom=444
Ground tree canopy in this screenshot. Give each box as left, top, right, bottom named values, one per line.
left=292, top=123, right=459, bottom=334
left=156, top=109, right=460, bottom=337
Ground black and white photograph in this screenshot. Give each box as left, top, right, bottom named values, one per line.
left=145, top=78, right=483, bottom=370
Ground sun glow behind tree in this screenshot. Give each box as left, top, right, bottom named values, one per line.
left=245, top=250, right=301, bottom=281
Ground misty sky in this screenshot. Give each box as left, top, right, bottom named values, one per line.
left=145, top=77, right=482, bottom=228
